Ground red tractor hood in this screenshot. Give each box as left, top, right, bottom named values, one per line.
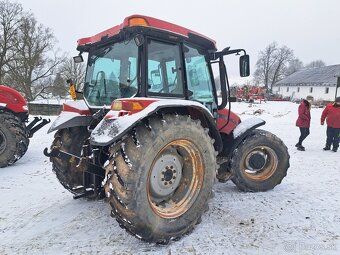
left=0, top=85, right=28, bottom=113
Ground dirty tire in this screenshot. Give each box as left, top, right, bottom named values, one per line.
left=51, top=127, right=89, bottom=194
left=0, top=112, right=29, bottom=168
left=231, top=129, right=289, bottom=192
left=105, top=114, right=217, bottom=243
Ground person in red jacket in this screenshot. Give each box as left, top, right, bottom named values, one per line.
left=295, top=98, right=311, bottom=151
left=321, top=97, right=340, bottom=152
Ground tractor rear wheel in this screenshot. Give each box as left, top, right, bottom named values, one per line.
left=105, top=115, right=216, bottom=243
left=51, top=127, right=89, bottom=194
left=0, top=112, right=29, bottom=168
left=231, top=129, right=289, bottom=192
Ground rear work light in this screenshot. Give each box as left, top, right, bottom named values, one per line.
left=111, top=100, right=144, bottom=112
left=128, top=17, right=149, bottom=27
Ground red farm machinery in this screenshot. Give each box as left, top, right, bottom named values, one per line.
left=44, top=15, right=290, bottom=243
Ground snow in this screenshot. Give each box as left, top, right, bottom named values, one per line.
left=63, top=100, right=90, bottom=111
left=48, top=111, right=82, bottom=133
left=0, top=101, right=339, bottom=255
left=29, top=98, right=70, bottom=105
left=233, top=117, right=265, bottom=138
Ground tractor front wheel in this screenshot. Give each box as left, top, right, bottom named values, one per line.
left=230, top=129, right=289, bottom=192
left=105, top=115, right=217, bottom=243
left=0, top=112, right=29, bottom=168
left=51, top=127, right=89, bottom=194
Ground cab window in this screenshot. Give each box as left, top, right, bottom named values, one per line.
left=147, top=40, right=184, bottom=96
left=184, top=44, right=215, bottom=104
left=84, top=40, right=138, bottom=106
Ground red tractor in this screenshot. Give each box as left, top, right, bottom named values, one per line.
left=0, top=86, right=50, bottom=167
left=44, top=15, right=289, bottom=243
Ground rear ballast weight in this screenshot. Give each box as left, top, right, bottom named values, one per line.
left=46, top=14, right=290, bottom=243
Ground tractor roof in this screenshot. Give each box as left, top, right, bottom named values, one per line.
left=77, top=14, right=217, bottom=51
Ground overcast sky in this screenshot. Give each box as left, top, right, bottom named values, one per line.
left=19, top=0, right=340, bottom=83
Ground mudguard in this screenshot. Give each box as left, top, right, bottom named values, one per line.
left=219, top=117, right=266, bottom=163
left=48, top=100, right=92, bottom=133
left=90, top=99, right=222, bottom=151
left=232, top=117, right=265, bottom=139
left=0, top=85, right=28, bottom=113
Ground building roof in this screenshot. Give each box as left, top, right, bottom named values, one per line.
left=274, top=64, right=340, bottom=87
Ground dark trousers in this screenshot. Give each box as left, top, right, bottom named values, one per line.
left=298, top=127, right=310, bottom=145
left=326, top=127, right=340, bottom=149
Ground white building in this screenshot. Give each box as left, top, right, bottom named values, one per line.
left=273, top=64, right=340, bottom=101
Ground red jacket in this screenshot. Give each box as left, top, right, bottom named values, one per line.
left=321, top=103, right=340, bottom=128
left=296, top=100, right=311, bottom=128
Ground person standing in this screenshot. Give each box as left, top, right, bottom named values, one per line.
left=321, top=97, right=340, bottom=152
left=295, top=98, right=311, bottom=151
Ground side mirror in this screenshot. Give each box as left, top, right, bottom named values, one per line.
left=73, top=55, right=84, bottom=63
left=239, top=54, right=250, bottom=77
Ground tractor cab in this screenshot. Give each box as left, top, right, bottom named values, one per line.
left=74, top=15, right=249, bottom=116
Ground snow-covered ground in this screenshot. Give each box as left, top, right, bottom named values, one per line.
left=0, top=101, right=339, bottom=255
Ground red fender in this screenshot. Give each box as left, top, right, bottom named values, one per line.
left=0, top=85, right=28, bottom=113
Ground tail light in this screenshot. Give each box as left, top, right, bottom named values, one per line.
left=111, top=100, right=144, bottom=112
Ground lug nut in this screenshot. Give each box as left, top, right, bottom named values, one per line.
left=170, top=166, right=173, bottom=169
left=169, top=181, right=172, bottom=185
left=173, top=176, right=176, bottom=180
left=173, top=170, right=176, bottom=173
left=161, top=178, right=164, bottom=181
left=162, top=171, right=165, bottom=175
left=164, top=182, right=168, bottom=185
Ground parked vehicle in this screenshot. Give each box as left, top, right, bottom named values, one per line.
left=44, top=15, right=290, bottom=243
left=0, top=86, right=50, bottom=167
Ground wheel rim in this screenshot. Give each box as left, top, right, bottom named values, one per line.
left=242, top=146, right=278, bottom=181
left=147, top=139, right=204, bottom=219
left=0, top=129, right=7, bottom=154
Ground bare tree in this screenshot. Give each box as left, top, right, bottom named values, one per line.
left=5, top=14, right=65, bottom=100
left=269, top=46, right=294, bottom=88
left=253, top=42, right=278, bottom=90
left=0, top=0, right=23, bottom=84
left=48, top=72, right=67, bottom=97
left=58, top=57, right=86, bottom=91
left=305, top=60, right=326, bottom=69
left=286, top=58, right=304, bottom=76
left=254, top=42, right=294, bottom=92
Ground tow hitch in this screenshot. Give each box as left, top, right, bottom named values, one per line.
left=27, top=117, right=51, bottom=138
left=43, top=146, right=106, bottom=199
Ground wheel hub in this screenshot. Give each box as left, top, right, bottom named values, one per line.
left=150, top=153, right=182, bottom=200
left=245, top=150, right=267, bottom=173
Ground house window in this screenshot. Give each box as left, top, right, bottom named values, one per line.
left=325, top=87, right=329, bottom=94
left=297, top=87, right=300, bottom=92
left=310, top=87, right=313, bottom=93
left=286, top=87, right=289, bottom=92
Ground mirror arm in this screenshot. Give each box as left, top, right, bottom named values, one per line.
left=218, top=57, right=228, bottom=110
left=210, top=48, right=247, bottom=61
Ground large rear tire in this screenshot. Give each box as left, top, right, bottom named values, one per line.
left=231, top=129, right=289, bottom=192
left=51, top=127, right=89, bottom=194
left=0, top=112, right=29, bottom=168
left=105, top=115, right=217, bottom=243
